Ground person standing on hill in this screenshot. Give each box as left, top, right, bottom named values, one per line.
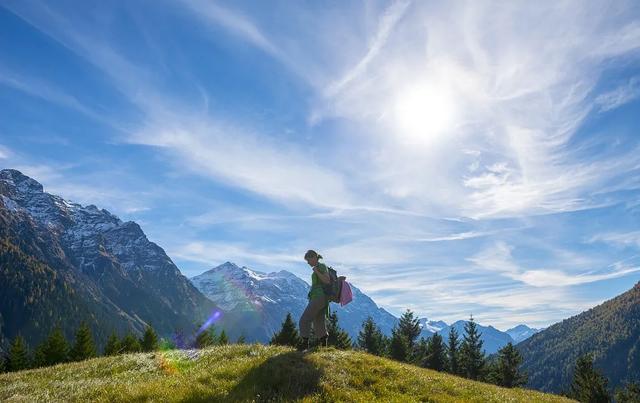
left=299, top=249, right=331, bottom=351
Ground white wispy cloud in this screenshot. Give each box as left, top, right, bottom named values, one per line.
left=0, top=144, right=11, bottom=160
left=3, top=1, right=356, bottom=210
left=178, top=0, right=283, bottom=59
left=0, top=67, right=104, bottom=122
left=167, top=240, right=301, bottom=274
left=595, top=76, right=640, bottom=112
left=306, top=1, right=640, bottom=219
left=468, top=241, right=640, bottom=287
left=589, top=231, right=640, bottom=248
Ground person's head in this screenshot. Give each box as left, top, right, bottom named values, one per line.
left=304, top=249, right=322, bottom=267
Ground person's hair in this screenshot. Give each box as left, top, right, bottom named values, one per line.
left=304, top=250, right=323, bottom=260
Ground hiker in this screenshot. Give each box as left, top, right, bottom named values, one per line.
left=299, top=249, right=331, bottom=350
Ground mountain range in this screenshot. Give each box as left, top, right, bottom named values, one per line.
left=190, top=261, right=540, bottom=353
left=0, top=168, right=540, bottom=356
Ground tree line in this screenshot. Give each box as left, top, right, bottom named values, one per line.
left=270, top=308, right=639, bottom=402
left=0, top=322, right=242, bottom=373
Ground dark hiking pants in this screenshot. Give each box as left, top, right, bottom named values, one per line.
left=299, top=295, right=328, bottom=338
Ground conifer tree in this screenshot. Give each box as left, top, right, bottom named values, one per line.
left=389, top=326, right=409, bottom=362
left=70, top=322, right=96, bottom=361
left=236, top=333, right=246, bottom=344
left=104, top=332, right=121, bottom=355
left=412, top=337, right=429, bottom=365
left=397, top=309, right=421, bottom=352
left=0, top=353, right=5, bottom=373
left=140, top=326, right=159, bottom=352
left=447, top=327, right=461, bottom=375
left=423, top=333, right=447, bottom=371
left=460, top=316, right=485, bottom=380
left=218, top=329, right=229, bottom=345
left=33, top=342, right=47, bottom=367
left=7, top=335, right=30, bottom=371
left=121, top=332, right=141, bottom=353
left=356, top=316, right=385, bottom=356
left=327, top=310, right=352, bottom=349
left=42, top=327, right=69, bottom=366
left=569, top=355, right=611, bottom=403
left=489, top=342, right=527, bottom=388
left=195, top=328, right=216, bottom=348
left=615, top=382, right=640, bottom=403
left=270, top=313, right=301, bottom=347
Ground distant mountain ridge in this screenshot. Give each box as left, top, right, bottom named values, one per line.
left=0, top=169, right=214, bottom=350
left=517, top=282, right=640, bottom=393
left=506, top=324, right=542, bottom=343
left=190, top=262, right=537, bottom=352
left=190, top=262, right=398, bottom=342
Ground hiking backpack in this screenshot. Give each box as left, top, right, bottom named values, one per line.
left=322, top=266, right=346, bottom=303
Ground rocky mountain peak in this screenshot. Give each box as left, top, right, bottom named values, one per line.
left=0, top=169, right=44, bottom=194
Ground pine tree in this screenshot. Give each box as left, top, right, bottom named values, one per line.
left=327, top=310, right=352, bottom=349
left=270, top=313, right=301, bottom=347
left=7, top=335, right=30, bottom=371
left=121, top=332, right=141, bottom=353
left=33, top=342, right=47, bottom=367
left=389, top=326, right=409, bottom=362
left=104, top=332, right=121, bottom=356
left=569, top=355, right=611, bottom=403
left=397, top=309, right=421, bottom=352
left=460, top=316, right=485, bottom=380
left=218, top=330, right=228, bottom=345
left=42, top=327, right=69, bottom=366
left=140, top=326, right=159, bottom=352
left=423, top=333, right=447, bottom=371
left=195, top=328, right=216, bottom=348
left=412, top=337, right=429, bottom=365
left=490, top=342, right=527, bottom=388
left=236, top=333, right=246, bottom=344
left=615, top=382, right=640, bottom=403
left=70, top=322, right=96, bottom=361
left=356, top=317, right=385, bottom=356
left=447, top=327, right=461, bottom=375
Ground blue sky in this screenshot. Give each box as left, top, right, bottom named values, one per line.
left=1, top=0, right=640, bottom=330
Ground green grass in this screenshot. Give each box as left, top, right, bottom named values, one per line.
left=0, top=344, right=574, bottom=402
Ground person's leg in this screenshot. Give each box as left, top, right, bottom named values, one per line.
left=312, top=296, right=328, bottom=343
left=299, top=299, right=317, bottom=340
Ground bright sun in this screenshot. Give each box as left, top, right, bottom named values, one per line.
left=393, top=81, right=456, bottom=146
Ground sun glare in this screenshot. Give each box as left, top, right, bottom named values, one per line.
left=393, top=81, right=456, bottom=146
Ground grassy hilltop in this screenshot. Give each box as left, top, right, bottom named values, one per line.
left=0, top=344, right=573, bottom=402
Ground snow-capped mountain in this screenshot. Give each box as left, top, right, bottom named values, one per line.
left=190, top=261, right=540, bottom=350
left=506, top=324, right=542, bottom=344
left=191, top=262, right=398, bottom=343
left=0, top=169, right=214, bottom=348
left=418, top=318, right=449, bottom=336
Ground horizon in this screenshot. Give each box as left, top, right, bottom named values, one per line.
left=1, top=1, right=640, bottom=330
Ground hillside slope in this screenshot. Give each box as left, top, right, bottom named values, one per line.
left=0, top=169, right=214, bottom=349
left=517, top=282, right=640, bottom=392
left=0, top=344, right=572, bottom=402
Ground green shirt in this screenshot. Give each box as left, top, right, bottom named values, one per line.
left=308, top=263, right=330, bottom=317
left=308, top=263, right=328, bottom=299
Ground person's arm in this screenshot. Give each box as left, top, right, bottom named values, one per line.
left=314, top=265, right=331, bottom=284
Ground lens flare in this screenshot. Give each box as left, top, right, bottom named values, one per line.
left=196, top=309, right=224, bottom=337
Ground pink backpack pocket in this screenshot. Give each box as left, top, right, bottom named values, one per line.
left=339, top=279, right=353, bottom=306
